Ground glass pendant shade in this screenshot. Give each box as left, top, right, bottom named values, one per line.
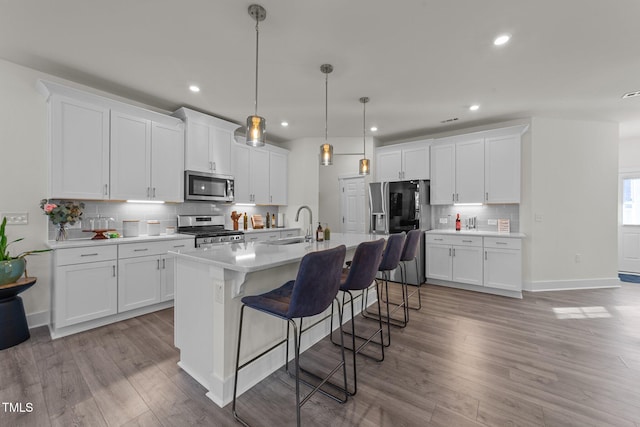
left=246, top=115, right=266, bottom=147
left=359, top=158, right=370, bottom=175
left=320, top=143, right=333, bottom=166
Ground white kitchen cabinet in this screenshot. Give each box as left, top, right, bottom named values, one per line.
left=375, top=140, right=431, bottom=182
left=52, top=246, right=118, bottom=328
left=483, top=237, right=522, bottom=291
left=425, top=234, right=483, bottom=286
left=47, top=94, right=111, bottom=200
left=484, top=135, right=521, bottom=203
left=430, top=138, right=484, bottom=205
left=173, top=107, right=236, bottom=176
left=160, top=239, right=193, bottom=301
left=118, top=255, right=162, bottom=312
left=269, top=149, right=288, bottom=205
left=110, top=110, right=184, bottom=202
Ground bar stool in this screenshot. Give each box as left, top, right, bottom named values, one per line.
left=329, top=238, right=385, bottom=396
left=232, top=245, right=347, bottom=427
left=363, top=232, right=406, bottom=346
left=399, top=229, right=423, bottom=310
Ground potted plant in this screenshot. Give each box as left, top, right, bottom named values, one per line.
left=0, top=217, right=50, bottom=285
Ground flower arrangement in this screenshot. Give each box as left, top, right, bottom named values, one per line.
left=40, top=199, right=85, bottom=241
left=40, top=199, right=85, bottom=225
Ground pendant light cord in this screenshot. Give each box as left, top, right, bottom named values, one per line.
left=254, top=20, right=260, bottom=116
left=325, top=72, right=328, bottom=141
left=362, top=100, right=366, bottom=156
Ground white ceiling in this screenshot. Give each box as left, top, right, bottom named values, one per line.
left=2, top=0, right=640, bottom=143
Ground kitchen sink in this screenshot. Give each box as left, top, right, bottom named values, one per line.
left=262, top=236, right=306, bottom=245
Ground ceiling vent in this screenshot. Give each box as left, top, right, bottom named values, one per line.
left=440, top=117, right=459, bottom=124
left=622, top=91, right=640, bottom=99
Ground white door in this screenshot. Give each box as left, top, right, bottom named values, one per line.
left=619, top=174, right=640, bottom=273
left=185, top=121, right=212, bottom=172
left=340, top=176, right=366, bottom=234
left=269, top=150, right=288, bottom=205
left=118, top=256, right=162, bottom=312
left=402, top=143, right=430, bottom=180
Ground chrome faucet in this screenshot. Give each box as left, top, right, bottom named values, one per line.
left=295, top=205, right=313, bottom=242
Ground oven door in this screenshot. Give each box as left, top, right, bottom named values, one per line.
left=185, top=171, right=234, bottom=202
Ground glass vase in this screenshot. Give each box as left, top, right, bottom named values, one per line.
left=55, top=223, right=68, bottom=241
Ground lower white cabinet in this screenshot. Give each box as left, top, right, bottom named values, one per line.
left=51, top=238, right=193, bottom=336
left=53, top=246, right=118, bottom=328
left=425, top=235, right=483, bottom=286
left=483, top=237, right=522, bottom=291
left=425, top=232, right=522, bottom=295
left=244, top=229, right=300, bottom=243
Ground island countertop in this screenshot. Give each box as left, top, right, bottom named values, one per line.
left=171, top=232, right=384, bottom=274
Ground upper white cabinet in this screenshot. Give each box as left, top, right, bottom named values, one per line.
left=232, top=140, right=289, bottom=205
left=484, top=135, right=521, bottom=203
left=48, top=94, right=111, bottom=200
left=430, top=125, right=526, bottom=205
left=173, top=107, right=236, bottom=176
left=38, top=80, right=184, bottom=202
left=375, top=140, right=431, bottom=182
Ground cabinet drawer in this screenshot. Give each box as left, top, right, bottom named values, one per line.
left=280, top=230, right=300, bottom=238
left=426, top=234, right=482, bottom=247
left=484, top=237, right=521, bottom=250
left=56, top=246, right=117, bottom=266
left=119, top=241, right=172, bottom=258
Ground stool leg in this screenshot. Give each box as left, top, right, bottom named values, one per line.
left=232, top=305, right=249, bottom=427
left=290, top=319, right=301, bottom=427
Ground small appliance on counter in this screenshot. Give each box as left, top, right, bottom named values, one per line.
left=122, top=220, right=140, bottom=237
left=147, top=220, right=161, bottom=236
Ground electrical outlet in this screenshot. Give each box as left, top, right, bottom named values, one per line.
left=488, top=219, right=497, bottom=226
left=1, top=212, right=29, bottom=225
left=575, top=253, right=582, bottom=263
left=439, top=218, right=448, bottom=224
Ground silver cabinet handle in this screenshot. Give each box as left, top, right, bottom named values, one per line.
left=134, top=248, right=149, bottom=252
left=496, top=242, right=508, bottom=245
left=452, top=193, right=455, bottom=202
left=213, top=161, right=216, bottom=171
left=104, top=184, right=108, bottom=196
left=153, top=187, right=156, bottom=198
left=485, top=251, right=488, bottom=260
left=162, top=258, right=166, bottom=269
left=448, top=248, right=451, bottom=256
left=157, top=259, right=160, bottom=270
left=462, top=240, right=472, bottom=243
left=112, top=265, right=116, bottom=277
left=452, top=248, right=456, bottom=256
left=81, top=253, right=99, bottom=257
left=434, top=238, right=443, bottom=241
left=172, top=244, right=185, bottom=248
left=147, top=187, right=151, bottom=197
left=209, top=161, right=213, bottom=170
left=485, top=192, right=489, bottom=201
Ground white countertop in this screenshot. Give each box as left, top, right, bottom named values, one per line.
left=172, top=232, right=385, bottom=273
left=425, top=229, right=525, bottom=238
left=46, top=233, right=194, bottom=249
left=242, top=227, right=300, bottom=234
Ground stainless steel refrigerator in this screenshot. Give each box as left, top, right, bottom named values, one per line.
left=369, top=180, right=431, bottom=285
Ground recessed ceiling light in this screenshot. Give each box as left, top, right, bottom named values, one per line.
left=189, top=85, right=200, bottom=93
left=370, top=126, right=378, bottom=132
left=622, top=90, right=640, bottom=99
left=469, top=104, right=480, bottom=111
left=493, top=34, right=511, bottom=46
left=281, top=121, right=289, bottom=127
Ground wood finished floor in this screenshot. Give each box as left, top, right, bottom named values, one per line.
left=2, top=283, right=640, bottom=427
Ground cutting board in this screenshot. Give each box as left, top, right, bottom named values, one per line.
left=251, top=215, right=264, bottom=229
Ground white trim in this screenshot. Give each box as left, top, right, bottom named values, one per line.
left=26, top=310, right=50, bottom=329
left=523, top=277, right=621, bottom=292
left=427, top=279, right=522, bottom=299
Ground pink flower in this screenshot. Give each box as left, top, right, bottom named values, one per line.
left=44, top=203, right=57, bottom=213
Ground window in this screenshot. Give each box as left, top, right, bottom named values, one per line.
left=622, top=178, right=640, bottom=225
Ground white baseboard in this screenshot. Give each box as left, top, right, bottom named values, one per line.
left=523, top=277, right=621, bottom=292
left=27, top=310, right=49, bottom=329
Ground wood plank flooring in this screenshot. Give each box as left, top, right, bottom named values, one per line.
left=2, top=282, right=640, bottom=426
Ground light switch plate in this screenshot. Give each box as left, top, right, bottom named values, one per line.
left=1, top=212, right=29, bottom=225
left=439, top=218, right=448, bottom=224
left=488, top=219, right=497, bottom=226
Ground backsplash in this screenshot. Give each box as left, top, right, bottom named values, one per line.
left=47, top=201, right=286, bottom=240
left=430, top=204, right=520, bottom=232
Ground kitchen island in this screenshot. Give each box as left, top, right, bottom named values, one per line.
left=171, top=233, right=383, bottom=407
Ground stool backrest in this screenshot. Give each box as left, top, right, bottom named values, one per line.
left=400, top=229, right=422, bottom=262
left=378, top=232, right=406, bottom=272
left=341, top=239, right=385, bottom=291
left=287, top=245, right=346, bottom=318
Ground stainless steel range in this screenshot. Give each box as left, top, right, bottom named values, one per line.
left=177, top=215, right=244, bottom=248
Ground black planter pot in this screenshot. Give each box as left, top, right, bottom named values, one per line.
left=0, top=277, right=36, bottom=350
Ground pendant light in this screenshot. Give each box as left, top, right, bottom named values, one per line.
left=246, top=4, right=267, bottom=147
left=359, top=97, right=371, bottom=175
left=319, top=64, right=334, bottom=166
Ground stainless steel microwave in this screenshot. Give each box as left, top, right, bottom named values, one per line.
left=185, top=171, right=234, bottom=202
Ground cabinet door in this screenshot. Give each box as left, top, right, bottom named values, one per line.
left=452, top=245, right=483, bottom=285
left=402, top=144, right=430, bottom=180
left=484, top=248, right=522, bottom=291
left=269, top=150, right=288, bottom=205
left=376, top=149, right=402, bottom=182
left=210, top=126, right=232, bottom=175
left=231, top=143, right=252, bottom=203
left=250, top=148, right=270, bottom=204
left=161, top=255, right=175, bottom=302
left=484, top=135, right=521, bottom=203
left=425, top=244, right=452, bottom=281
left=455, top=138, right=484, bottom=203
left=110, top=111, right=151, bottom=200
left=118, top=256, right=162, bottom=312
left=54, top=260, right=117, bottom=328
left=430, top=144, right=455, bottom=205
left=50, top=95, right=110, bottom=199
left=185, top=121, right=212, bottom=172
left=151, top=121, right=184, bottom=202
